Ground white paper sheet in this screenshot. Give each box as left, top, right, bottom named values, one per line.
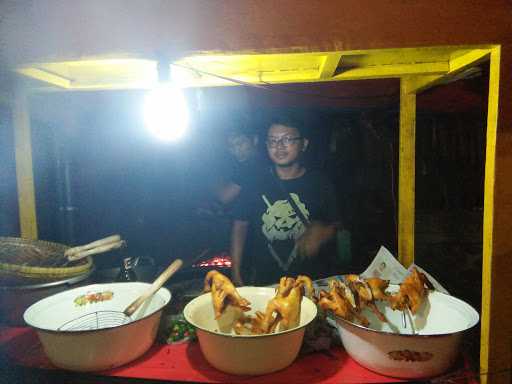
left=360, top=245, right=449, bottom=294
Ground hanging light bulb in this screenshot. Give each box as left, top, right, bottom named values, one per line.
left=143, top=60, right=189, bottom=141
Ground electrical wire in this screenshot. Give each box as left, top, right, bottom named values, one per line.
left=171, top=62, right=399, bottom=102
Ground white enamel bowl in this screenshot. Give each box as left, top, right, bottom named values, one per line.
left=183, top=286, right=317, bottom=375
left=331, top=288, right=479, bottom=379
left=23, top=282, right=171, bottom=372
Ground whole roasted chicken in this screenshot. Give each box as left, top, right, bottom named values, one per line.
left=234, top=275, right=314, bottom=335
left=263, top=275, right=314, bottom=332
left=203, top=270, right=251, bottom=319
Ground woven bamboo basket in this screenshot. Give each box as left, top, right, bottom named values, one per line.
left=0, top=237, right=93, bottom=281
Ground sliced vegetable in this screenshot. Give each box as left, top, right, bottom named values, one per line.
left=158, top=316, right=197, bottom=344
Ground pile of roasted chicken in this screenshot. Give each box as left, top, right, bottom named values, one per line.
left=317, top=268, right=434, bottom=327
left=204, top=270, right=315, bottom=335
left=203, top=267, right=434, bottom=335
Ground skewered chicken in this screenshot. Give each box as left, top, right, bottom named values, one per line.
left=345, top=275, right=390, bottom=301
left=345, top=275, right=389, bottom=323
left=388, top=267, right=434, bottom=314
left=318, top=279, right=370, bottom=327
left=366, top=277, right=392, bottom=301
left=203, top=270, right=251, bottom=319
left=320, top=269, right=434, bottom=327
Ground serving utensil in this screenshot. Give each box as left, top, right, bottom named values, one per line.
left=58, top=258, right=183, bottom=331
left=64, top=235, right=125, bottom=262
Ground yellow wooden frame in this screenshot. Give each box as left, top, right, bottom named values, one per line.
left=17, top=46, right=490, bottom=90
left=480, top=45, right=500, bottom=384
left=13, top=87, right=38, bottom=239
left=14, top=44, right=501, bottom=382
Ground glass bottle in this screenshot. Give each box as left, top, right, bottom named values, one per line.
left=116, top=256, right=139, bottom=282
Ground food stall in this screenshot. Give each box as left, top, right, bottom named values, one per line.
left=0, top=1, right=511, bottom=383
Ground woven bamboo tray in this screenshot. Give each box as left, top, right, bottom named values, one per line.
left=0, top=237, right=93, bottom=280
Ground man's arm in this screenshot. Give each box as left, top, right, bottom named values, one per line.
left=230, top=219, right=249, bottom=285
left=296, top=221, right=337, bottom=259
left=296, top=172, right=340, bottom=259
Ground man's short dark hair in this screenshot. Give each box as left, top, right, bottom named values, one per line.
left=225, top=111, right=258, bottom=139
left=267, top=112, right=310, bottom=138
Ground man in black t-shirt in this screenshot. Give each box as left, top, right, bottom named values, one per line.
left=215, top=121, right=267, bottom=206
left=230, top=116, right=340, bottom=286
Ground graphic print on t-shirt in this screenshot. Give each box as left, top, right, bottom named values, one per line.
left=261, top=193, right=309, bottom=241
left=260, top=193, right=310, bottom=271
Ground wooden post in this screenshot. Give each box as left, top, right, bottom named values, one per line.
left=398, top=77, right=416, bottom=267
left=13, top=86, right=38, bottom=239
left=480, top=45, right=512, bottom=384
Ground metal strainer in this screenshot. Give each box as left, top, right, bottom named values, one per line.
left=58, top=259, right=183, bottom=331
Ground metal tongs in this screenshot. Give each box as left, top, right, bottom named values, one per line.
left=65, top=234, right=126, bottom=262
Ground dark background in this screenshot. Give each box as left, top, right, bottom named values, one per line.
left=0, top=65, right=487, bottom=314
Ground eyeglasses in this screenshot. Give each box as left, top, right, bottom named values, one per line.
left=266, top=136, right=302, bottom=148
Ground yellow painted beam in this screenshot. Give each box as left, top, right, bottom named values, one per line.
left=172, top=61, right=448, bottom=87
left=13, top=87, right=38, bottom=239
left=15, top=46, right=497, bottom=90
left=401, top=48, right=491, bottom=95
left=449, top=49, right=490, bottom=74
left=335, top=45, right=492, bottom=57
left=398, top=77, right=416, bottom=267
left=480, top=46, right=499, bottom=384
left=15, top=49, right=458, bottom=89
left=318, top=53, right=342, bottom=79
left=401, top=74, right=443, bottom=94
left=182, top=61, right=447, bottom=87
left=17, top=67, right=71, bottom=89
left=333, top=62, right=448, bottom=81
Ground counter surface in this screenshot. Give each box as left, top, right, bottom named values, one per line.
left=0, top=326, right=477, bottom=383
